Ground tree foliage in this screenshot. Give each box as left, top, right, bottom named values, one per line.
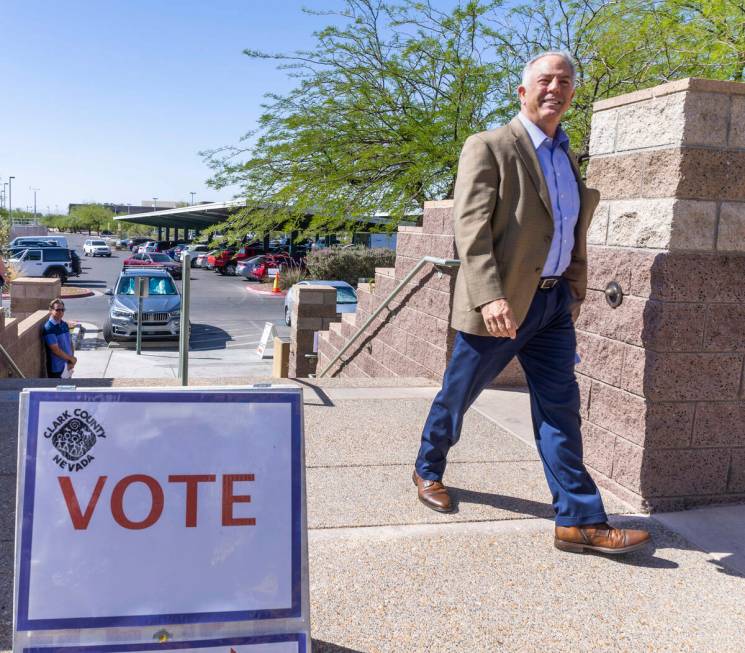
left=204, top=0, right=745, bottom=240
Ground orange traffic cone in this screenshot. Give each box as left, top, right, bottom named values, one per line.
left=272, top=269, right=281, bottom=293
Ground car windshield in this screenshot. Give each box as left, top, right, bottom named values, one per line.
left=150, top=254, right=172, bottom=262
left=117, top=276, right=177, bottom=295
left=336, top=287, right=357, bottom=304
left=245, top=256, right=264, bottom=265
left=92, top=240, right=107, bottom=246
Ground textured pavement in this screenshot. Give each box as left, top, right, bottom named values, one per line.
left=2, top=377, right=744, bottom=652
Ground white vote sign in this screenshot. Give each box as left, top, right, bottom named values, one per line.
left=14, top=387, right=308, bottom=652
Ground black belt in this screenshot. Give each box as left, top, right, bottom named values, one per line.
left=538, top=276, right=561, bottom=290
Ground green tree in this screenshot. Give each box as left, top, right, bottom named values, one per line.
left=204, top=0, right=745, bottom=240
left=203, top=0, right=508, bottom=240
left=69, top=204, right=115, bottom=235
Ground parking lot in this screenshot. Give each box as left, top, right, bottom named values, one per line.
left=60, top=233, right=287, bottom=378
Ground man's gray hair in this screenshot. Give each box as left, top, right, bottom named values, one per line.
left=521, top=51, right=576, bottom=87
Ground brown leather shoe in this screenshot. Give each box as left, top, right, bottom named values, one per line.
left=412, top=471, right=453, bottom=513
left=555, top=523, right=651, bottom=555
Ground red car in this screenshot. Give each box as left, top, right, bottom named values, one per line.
left=208, top=244, right=264, bottom=275
left=123, top=252, right=183, bottom=279
left=236, top=253, right=296, bottom=281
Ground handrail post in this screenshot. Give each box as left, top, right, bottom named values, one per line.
left=317, top=256, right=460, bottom=378
left=0, top=342, right=25, bottom=378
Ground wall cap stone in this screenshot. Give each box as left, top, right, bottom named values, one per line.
left=423, top=199, right=454, bottom=209
left=594, top=78, right=745, bottom=112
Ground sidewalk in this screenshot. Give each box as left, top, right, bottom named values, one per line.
left=72, top=322, right=276, bottom=378
left=3, top=373, right=743, bottom=650
left=300, top=382, right=744, bottom=651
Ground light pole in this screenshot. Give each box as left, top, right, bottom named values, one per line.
left=152, top=197, right=158, bottom=212
left=8, top=176, right=14, bottom=224
left=1, top=184, right=6, bottom=209
left=30, top=187, right=39, bottom=221
left=190, top=192, right=196, bottom=206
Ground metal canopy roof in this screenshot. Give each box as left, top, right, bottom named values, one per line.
left=113, top=199, right=420, bottom=231
left=113, top=200, right=245, bottom=230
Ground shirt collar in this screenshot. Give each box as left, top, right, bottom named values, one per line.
left=49, top=316, right=61, bottom=325
left=517, top=112, right=569, bottom=151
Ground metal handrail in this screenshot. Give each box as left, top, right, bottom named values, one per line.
left=0, top=342, right=25, bottom=378
left=317, top=256, right=460, bottom=378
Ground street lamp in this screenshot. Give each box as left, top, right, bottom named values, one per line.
left=30, top=187, right=40, bottom=221
left=8, top=176, right=14, bottom=224
left=152, top=197, right=158, bottom=212
left=190, top=192, right=196, bottom=206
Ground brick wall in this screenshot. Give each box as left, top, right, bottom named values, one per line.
left=317, top=201, right=525, bottom=385
left=0, top=310, right=49, bottom=378
left=580, top=78, right=745, bottom=511
left=0, top=278, right=61, bottom=378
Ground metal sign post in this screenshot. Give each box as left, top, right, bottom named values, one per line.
left=135, top=277, right=148, bottom=355
left=178, top=254, right=191, bottom=385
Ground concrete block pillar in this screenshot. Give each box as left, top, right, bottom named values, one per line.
left=581, top=78, right=745, bottom=511
left=289, top=285, right=340, bottom=377
left=10, top=278, right=61, bottom=320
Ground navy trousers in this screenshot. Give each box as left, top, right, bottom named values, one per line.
left=415, top=279, right=607, bottom=527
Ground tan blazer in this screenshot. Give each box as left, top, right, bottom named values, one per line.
left=450, top=117, right=600, bottom=336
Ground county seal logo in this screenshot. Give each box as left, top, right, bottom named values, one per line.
left=43, top=409, right=107, bottom=472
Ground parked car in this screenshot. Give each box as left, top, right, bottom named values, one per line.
left=10, top=235, right=69, bottom=249
left=237, top=253, right=296, bottom=281
left=208, top=244, right=265, bottom=275
left=122, top=252, right=183, bottom=279
left=8, top=246, right=73, bottom=283
left=195, top=249, right=216, bottom=268
left=83, top=238, right=112, bottom=257
left=178, top=244, right=210, bottom=266
left=103, top=268, right=184, bottom=342
left=127, top=237, right=151, bottom=251
left=7, top=241, right=58, bottom=258
left=138, top=242, right=159, bottom=254
left=283, top=280, right=357, bottom=326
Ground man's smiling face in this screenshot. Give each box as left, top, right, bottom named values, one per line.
left=518, top=55, right=575, bottom=137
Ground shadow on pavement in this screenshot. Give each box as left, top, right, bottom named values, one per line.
left=449, top=486, right=554, bottom=519
left=188, top=323, right=232, bottom=351
left=312, top=641, right=366, bottom=653
left=66, top=278, right=108, bottom=288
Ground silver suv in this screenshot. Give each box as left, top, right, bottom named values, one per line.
left=103, top=268, right=183, bottom=342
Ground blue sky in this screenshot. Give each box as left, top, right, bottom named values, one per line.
left=1, top=1, right=354, bottom=214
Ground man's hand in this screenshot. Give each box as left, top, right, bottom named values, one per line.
left=481, top=299, right=517, bottom=339
left=68, top=356, right=77, bottom=368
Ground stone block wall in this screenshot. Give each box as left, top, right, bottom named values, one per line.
left=581, top=78, right=745, bottom=511
left=10, top=278, right=61, bottom=320
left=0, top=310, right=49, bottom=378
left=317, top=201, right=525, bottom=385
left=289, top=285, right=340, bottom=377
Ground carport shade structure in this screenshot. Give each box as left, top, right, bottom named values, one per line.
left=114, top=200, right=420, bottom=244
left=113, top=200, right=246, bottom=239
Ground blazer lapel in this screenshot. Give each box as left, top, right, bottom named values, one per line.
left=509, top=118, right=553, bottom=220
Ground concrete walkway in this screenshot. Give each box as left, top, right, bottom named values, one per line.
left=3, top=374, right=744, bottom=651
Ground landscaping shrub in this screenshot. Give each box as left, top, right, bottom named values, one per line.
left=304, top=246, right=395, bottom=286
left=279, top=265, right=307, bottom=290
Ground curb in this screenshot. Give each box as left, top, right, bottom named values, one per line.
left=61, top=288, right=95, bottom=299
left=244, top=284, right=287, bottom=297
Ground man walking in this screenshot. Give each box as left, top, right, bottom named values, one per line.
left=413, top=51, right=650, bottom=554
left=43, top=298, right=76, bottom=378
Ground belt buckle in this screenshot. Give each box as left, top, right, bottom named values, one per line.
left=539, top=278, right=558, bottom=290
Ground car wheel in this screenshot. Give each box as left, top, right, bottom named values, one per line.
left=285, top=306, right=292, bottom=327
left=225, top=263, right=236, bottom=276
left=84, top=251, right=88, bottom=257
left=103, top=318, right=113, bottom=343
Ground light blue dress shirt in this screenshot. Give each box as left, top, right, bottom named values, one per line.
left=516, top=113, right=580, bottom=277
